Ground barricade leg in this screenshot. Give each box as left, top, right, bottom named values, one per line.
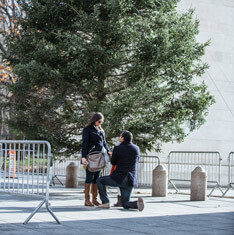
left=50, top=176, right=55, bottom=186
left=50, top=175, right=64, bottom=186
left=168, top=180, right=179, bottom=193
left=23, top=199, right=46, bottom=224
left=222, top=185, right=230, bottom=197
left=208, top=183, right=223, bottom=197
left=217, top=185, right=224, bottom=194
left=222, top=183, right=234, bottom=197
left=46, top=202, right=61, bottom=224
left=23, top=199, right=61, bottom=224
left=207, top=183, right=218, bottom=197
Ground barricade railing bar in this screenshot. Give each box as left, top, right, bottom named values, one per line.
left=51, top=155, right=160, bottom=187
left=0, top=140, right=60, bottom=224
left=222, top=152, right=234, bottom=197
left=168, top=151, right=223, bottom=197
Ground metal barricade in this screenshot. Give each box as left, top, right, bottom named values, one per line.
left=51, top=155, right=160, bottom=188
left=51, top=155, right=112, bottom=186
left=100, top=155, right=160, bottom=187
left=0, top=140, right=60, bottom=224
left=222, top=152, right=234, bottom=197
left=51, top=155, right=85, bottom=185
left=168, top=151, right=222, bottom=197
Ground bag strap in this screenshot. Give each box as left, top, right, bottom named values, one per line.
left=88, top=145, right=95, bottom=154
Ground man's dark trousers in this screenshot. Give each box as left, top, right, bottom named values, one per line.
left=97, top=175, right=138, bottom=209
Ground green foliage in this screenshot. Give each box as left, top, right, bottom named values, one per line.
left=2, top=0, right=215, bottom=154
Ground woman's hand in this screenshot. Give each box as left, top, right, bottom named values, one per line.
left=82, top=157, right=88, bottom=165
left=107, top=152, right=112, bottom=156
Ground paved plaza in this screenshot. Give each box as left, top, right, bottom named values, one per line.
left=0, top=186, right=234, bottom=235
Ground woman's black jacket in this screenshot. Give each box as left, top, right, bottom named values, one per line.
left=81, top=125, right=110, bottom=158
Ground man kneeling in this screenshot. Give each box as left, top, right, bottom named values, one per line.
left=96, top=130, right=144, bottom=211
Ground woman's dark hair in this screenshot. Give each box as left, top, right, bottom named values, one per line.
left=87, top=112, right=104, bottom=127
left=121, top=130, right=133, bottom=143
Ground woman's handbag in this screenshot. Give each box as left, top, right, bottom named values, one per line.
left=86, top=151, right=106, bottom=172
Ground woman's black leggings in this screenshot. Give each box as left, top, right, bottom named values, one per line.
left=85, top=169, right=101, bottom=184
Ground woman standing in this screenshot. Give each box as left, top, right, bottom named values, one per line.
left=82, top=112, right=112, bottom=206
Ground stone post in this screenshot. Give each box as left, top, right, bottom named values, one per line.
left=66, top=162, right=78, bottom=188
left=152, top=164, right=168, bottom=197
left=190, top=166, right=207, bottom=201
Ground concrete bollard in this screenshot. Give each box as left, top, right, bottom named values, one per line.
left=190, top=166, right=207, bottom=201
left=66, top=162, right=78, bottom=188
left=152, top=164, right=168, bottom=197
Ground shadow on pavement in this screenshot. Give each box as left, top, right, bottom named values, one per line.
left=0, top=212, right=234, bottom=235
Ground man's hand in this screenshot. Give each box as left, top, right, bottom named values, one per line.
left=107, top=152, right=112, bottom=156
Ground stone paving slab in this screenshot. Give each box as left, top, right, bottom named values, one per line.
left=0, top=186, right=234, bottom=235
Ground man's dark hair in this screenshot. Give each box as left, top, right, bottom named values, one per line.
left=121, top=130, right=133, bottom=143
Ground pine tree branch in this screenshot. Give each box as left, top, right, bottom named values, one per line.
left=110, top=70, right=133, bottom=77
left=0, top=41, right=7, bottom=55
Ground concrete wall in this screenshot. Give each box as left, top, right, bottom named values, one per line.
left=151, top=0, right=234, bottom=185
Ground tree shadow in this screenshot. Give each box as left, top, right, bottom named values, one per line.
left=1, top=212, right=234, bottom=235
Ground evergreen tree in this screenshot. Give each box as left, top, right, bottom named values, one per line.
left=0, top=0, right=24, bottom=139
left=3, top=0, right=214, bottom=154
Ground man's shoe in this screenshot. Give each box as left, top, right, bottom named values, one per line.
left=137, top=197, right=144, bottom=211
left=113, top=195, right=122, bottom=207
left=98, top=203, right=110, bottom=209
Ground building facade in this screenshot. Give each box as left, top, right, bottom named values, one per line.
left=155, top=0, right=234, bottom=185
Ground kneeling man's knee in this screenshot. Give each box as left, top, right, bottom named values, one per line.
left=96, top=177, right=101, bottom=184
left=96, top=176, right=103, bottom=186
